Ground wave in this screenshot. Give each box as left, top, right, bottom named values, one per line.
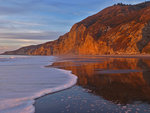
left=0, top=55, right=29, bottom=62
left=0, top=56, right=77, bottom=113
left=0, top=57, right=14, bottom=62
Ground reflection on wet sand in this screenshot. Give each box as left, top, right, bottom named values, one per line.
left=50, top=56, right=150, bottom=105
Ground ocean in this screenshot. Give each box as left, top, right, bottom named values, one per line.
left=0, top=55, right=77, bottom=113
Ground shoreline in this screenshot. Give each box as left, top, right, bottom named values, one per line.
left=0, top=55, right=78, bottom=113
left=55, top=54, right=150, bottom=58
left=2, top=54, right=150, bottom=57
left=34, top=68, right=78, bottom=101
left=34, top=56, right=150, bottom=113
left=31, top=68, right=78, bottom=113
left=1, top=55, right=150, bottom=112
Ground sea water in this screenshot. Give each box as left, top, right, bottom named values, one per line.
left=0, top=55, right=77, bottom=113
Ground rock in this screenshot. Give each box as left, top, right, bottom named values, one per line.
left=3, top=1, right=150, bottom=55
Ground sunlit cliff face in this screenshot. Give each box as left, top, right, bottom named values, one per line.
left=50, top=56, right=150, bottom=105
left=3, top=2, right=150, bottom=55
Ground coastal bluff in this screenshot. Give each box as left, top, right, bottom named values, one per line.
left=3, top=2, right=150, bottom=55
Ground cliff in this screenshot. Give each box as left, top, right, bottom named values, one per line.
left=3, top=1, right=150, bottom=55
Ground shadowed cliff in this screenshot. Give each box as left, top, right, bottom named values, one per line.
left=3, top=1, right=150, bottom=55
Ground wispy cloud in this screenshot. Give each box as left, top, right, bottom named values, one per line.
left=0, top=38, right=50, bottom=53
left=0, top=30, right=62, bottom=40
left=0, top=0, right=146, bottom=53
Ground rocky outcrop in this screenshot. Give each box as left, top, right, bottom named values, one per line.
left=3, top=1, right=150, bottom=55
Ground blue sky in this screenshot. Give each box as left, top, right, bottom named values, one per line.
left=0, top=0, right=146, bottom=53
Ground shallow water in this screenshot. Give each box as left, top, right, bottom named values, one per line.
left=36, top=86, right=150, bottom=113
left=36, top=56, right=150, bottom=113
left=0, top=55, right=77, bottom=113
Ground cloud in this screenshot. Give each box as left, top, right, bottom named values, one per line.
left=0, top=20, right=44, bottom=28
left=0, top=0, right=146, bottom=53
left=0, top=38, right=50, bottom=45
left=0, top=19, right=64, bottom=40
left=0, top=30, right=63, bottom=40
left=0, top=38, right=50, bottom=53
left=0, top=46, right=10, bottom=53
left=0, top=6, right=25, bottom=15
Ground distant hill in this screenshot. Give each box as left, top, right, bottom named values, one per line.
left=3, top=1, right=150, bottom=55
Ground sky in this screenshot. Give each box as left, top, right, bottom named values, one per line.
left=0, top=0, right=147, bottom=53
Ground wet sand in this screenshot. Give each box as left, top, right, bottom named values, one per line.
left=35, top=56, right=150, bottom=113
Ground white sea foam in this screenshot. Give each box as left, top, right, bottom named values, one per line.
left=0, top=55, right=77, bottom=113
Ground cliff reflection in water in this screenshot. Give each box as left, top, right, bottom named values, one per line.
left=50, top=56, right=150, bottom=105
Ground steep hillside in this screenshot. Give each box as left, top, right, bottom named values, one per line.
left=3, top=1, right=150, bottom=55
